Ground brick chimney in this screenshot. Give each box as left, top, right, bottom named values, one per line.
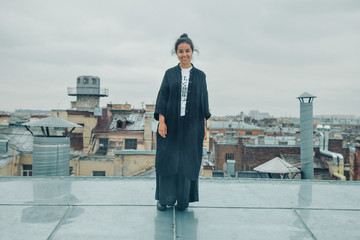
left=328, top=138, right=344, bottom=154
left=354, top=146, right=360, bottom=181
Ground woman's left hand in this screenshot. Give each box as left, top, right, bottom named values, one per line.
left=204, top=119, right=207, bottom=139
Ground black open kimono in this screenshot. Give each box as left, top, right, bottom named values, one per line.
left=154, top=64, right=211, bottom=208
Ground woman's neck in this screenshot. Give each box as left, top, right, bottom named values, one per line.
left=179, top=63, right=192, bottom=69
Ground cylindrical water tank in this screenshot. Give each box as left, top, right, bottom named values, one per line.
left=32, top=137, right=70, bottom=176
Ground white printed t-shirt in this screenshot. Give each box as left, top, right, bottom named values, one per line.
left=180, top=67, right=192, bottom=116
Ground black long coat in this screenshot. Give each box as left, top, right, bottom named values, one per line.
left=154, top=64, right=211, bottom=180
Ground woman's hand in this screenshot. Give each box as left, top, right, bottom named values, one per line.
left=158, top=114, right=167, bottom=138
left=204, top=119, right=207, bottom=139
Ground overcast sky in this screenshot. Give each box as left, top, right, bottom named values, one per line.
left=0, top=0, right=359, bottom=117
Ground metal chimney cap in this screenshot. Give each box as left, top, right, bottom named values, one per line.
left=297, top=92, right=317, bottom=99
left=297, top=92, right=317, bottom=103
left=22, top=116, right=83, bottom=128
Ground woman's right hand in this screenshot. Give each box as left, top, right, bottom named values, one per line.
left=158, top=114, right=167, bottom=138
left=158, top=122, right=167, bottom=138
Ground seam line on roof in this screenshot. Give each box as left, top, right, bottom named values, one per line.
left=47, top=205, right=72, bottom=240
left=293, top=209, right=317, bottom=240
left=1, top=204, right=360, bottom=212
left=173, top=207, right=176, bottom=240
left=188, top=206, right=360, bottom=211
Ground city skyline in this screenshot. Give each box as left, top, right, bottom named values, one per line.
left=1, top=1, right=359, bottom=117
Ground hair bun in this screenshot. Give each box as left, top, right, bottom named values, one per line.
left=180, top=33, right=188, bottom=38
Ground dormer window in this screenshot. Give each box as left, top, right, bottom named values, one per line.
left=83, top=77, right=89, bottom=84
left=92, top=78, right=97, bottom=85
left=117, top=120, right=125, bottom=129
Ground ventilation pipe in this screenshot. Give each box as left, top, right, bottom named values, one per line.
left=317, top=130, right=325, bottom=150
left=297, top=92, right=316, bottom=179
left=337, top=154, right=345, bottom=180
left=316, top=125, right=346, bottom=181
left=22, top=117, right=82, bottom=176
left=320, top=150, right=346, bottom=181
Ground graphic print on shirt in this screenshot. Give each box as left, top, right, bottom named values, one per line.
left=180, top=68, right=191, bottom=116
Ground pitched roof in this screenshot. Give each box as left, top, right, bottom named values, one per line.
left=253, top=157, right=300, bottom=174
left=22, top=116, right=82, bottom=128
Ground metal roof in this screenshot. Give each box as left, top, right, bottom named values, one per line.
left=109, top=113, right=144, bottom=131
left=1, top=177, right=360, bottom=239
left=253, top=157, right=301, bottom=173
left=0, top=126, right=33, bottom=152
left=22, top=116, right=83, bottom=128
left=107, top=112, right=157, bottom=132
left=297, top=92, right=317, bottom=99
left=210, top=121, right=262, bottom=130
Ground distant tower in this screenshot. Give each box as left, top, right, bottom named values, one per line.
left=67, top=76, right=109, bottom=109
left=297, top=92, right=316, bottom=179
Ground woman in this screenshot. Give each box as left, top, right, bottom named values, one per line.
left=154, top=33, right=211, bottom=211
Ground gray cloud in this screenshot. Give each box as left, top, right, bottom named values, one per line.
left=0, top=0, right=359, bottom=117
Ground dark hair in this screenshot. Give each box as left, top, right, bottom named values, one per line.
left=173, top=33, right=198, bottom=54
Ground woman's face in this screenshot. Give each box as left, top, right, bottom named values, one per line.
left=176, top=42, right=193, bottom=68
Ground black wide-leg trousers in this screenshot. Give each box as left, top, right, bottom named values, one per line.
left=155, top=116, right=199, bottom=208
left=155, top=173, right=199, bottom=208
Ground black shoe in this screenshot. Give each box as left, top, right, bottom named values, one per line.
left=157, top=201, right=166, bottom=211
left=175, top=204, right=187, bottom=211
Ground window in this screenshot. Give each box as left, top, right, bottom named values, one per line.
left=78, top=123, right=85, bottom=127
left=0, top=141, right=8, bottom=153
left=99, top=138, right=108, bottom=152
left=125, top=139, right=137, bottom=150
left=22, top=164, right=32, bottom=176
left=246, top=131, right=252, bottom=135
left=92, top=78, right=97, bottom=85
left=117, top=120, right=124, bottom=129
left=83, top=77, right=89, bottom=84
left=225, top=153, right=234, bottom=160
left=69, top=166, right=74, bottom=176
left=77, top=78, right=81, bottom=84
left=93, top=171, right=105, bottom=176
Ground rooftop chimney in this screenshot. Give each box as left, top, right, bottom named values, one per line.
left=23, top=117, right=82, bottom=176
left=297, top=92, right=316, bottom=179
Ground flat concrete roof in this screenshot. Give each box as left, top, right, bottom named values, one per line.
left=1, top=177, right=359, bottom=239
